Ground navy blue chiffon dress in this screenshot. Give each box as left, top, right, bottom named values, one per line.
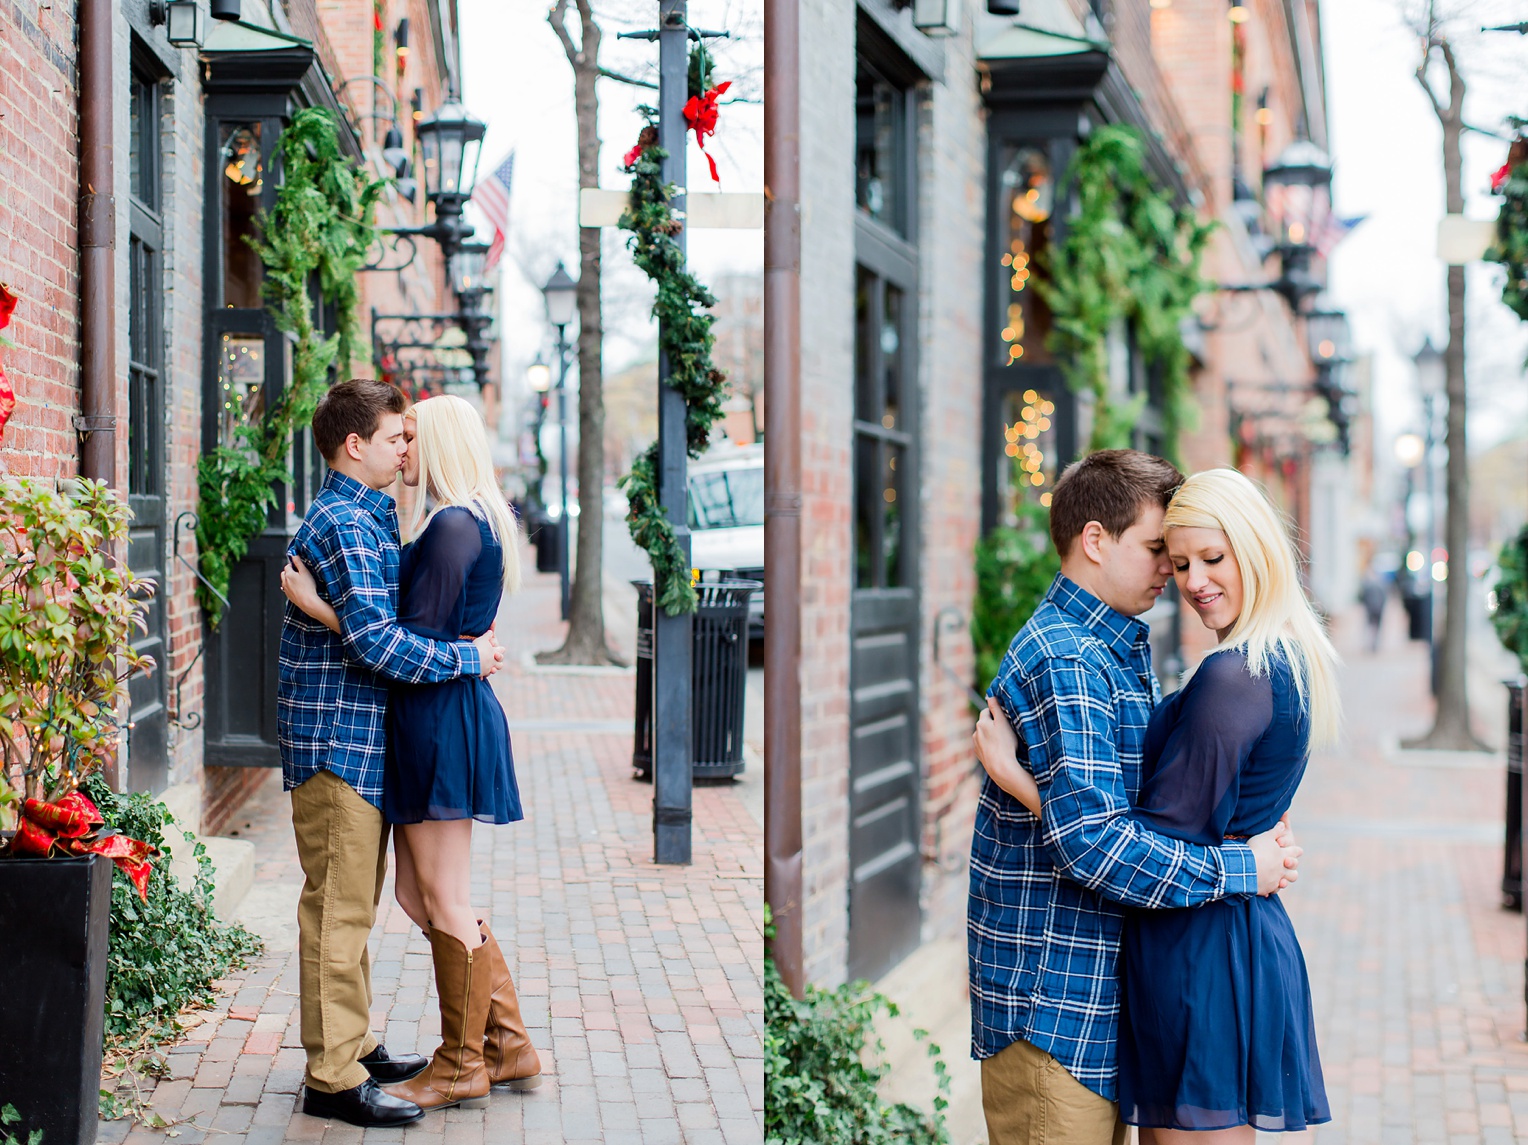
left=383, top=506, right=522, bottom=826
left=1117, top=646, right=1328, bottom=1132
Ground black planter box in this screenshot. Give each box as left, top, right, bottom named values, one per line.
left=0, top=853, right=112, bottom=1145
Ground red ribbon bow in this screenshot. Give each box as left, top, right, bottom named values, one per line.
left=1491, top=161, right=1513, bottom=194
left=9, top=792, right=157, bottom=901
left=683, top=81, right=731, bottom=185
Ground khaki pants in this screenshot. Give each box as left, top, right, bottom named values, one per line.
left=982, top=1037, right=1126, bottom=1145
left=290, top=769, right=391, bottom=1093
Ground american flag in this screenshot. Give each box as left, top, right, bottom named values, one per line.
left=472, top=151, right=515, bottom=273
left=1314, top=213, right=1366, bottom=258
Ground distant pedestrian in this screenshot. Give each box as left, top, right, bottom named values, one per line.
left=1360, top=566, right=1388, bottom=652
left=276, top=381, right=506, bottom=1129
left=283, top=394, right=542, bottom=1116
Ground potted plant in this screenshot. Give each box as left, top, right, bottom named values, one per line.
left=0, top=476, right=157, bottom=1145
left=1490, top=524, right=1528, bottom=909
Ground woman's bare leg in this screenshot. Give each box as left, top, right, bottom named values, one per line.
left=392, top=827, right=430, bottom=932
left=397, top=819, right=480, bottom=949
left=1140, top=1127, right=1255, bottom=1145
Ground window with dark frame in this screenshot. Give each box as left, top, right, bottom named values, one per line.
left=128, top=68, right=164, bottom=500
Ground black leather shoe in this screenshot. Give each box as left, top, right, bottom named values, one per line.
left=302, top=1079, right=424, bottom=1127
left=359, top=1042, right=429, bottom=1083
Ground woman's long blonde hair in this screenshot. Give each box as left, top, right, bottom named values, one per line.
left=405, top=394, right=522, bottom=594
left=1163, top=468, right=1340, bottom=746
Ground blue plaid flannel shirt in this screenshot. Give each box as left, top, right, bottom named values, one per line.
left=276, top=470, right=481, bottom=808
left=968, top=575, right=1259, bottom=1099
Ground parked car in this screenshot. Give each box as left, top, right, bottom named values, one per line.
left=687, top=443, right=764, bottom=641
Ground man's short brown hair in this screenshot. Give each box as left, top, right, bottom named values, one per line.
left=1048, top=449, right=1183, bottom=558
left=311, top=379, right=408, bottom=462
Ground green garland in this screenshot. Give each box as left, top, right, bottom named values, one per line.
left=1491, top=524, right=1528, bottom=677
left=195, top=109, right=384, bottom=625
left=1035, top=124, right=1214, bottom=464
left=616, top=115, right=729, bottom=617
left=1489, top=155, right=1528, bottom=321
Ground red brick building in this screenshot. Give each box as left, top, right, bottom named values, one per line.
left=784, top=0, right=1352, bottom=986
left=0, top=0, right=483, bottom=836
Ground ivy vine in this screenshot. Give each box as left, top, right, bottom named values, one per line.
left=616, top=115, right=729, bottom=617
left=1035, top=124, right=1214, bottom=464
left=195, top=108, right=385, bottom=625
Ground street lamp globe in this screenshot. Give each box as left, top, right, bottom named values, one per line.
left=1394, top=432, right=1425, bottom=468
left=526, top=357, right=552, bottom=393
left=416, top=96, right=486, bottom=202
left=1262, top=139, right=1333, bottom=250
left=450, top=241, right=491, bottom=297
left=1413, top=336, right=1445, bottom=396
left=1305, top=298, right=1351, bottom=366
left=541, top=262, right=578, bottom=330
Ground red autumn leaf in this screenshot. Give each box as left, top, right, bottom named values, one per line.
left=23, top=796, right=93, bottom=839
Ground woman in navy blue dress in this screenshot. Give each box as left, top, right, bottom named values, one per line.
left=281, top=394, right=541, bottom=1113
left=975, top=468, right=1338, bottom=1140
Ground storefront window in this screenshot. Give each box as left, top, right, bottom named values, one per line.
left=221, top=123, right=263, bottom=308
left=218, top=333, right=265, bottom=450
left=998, top=145, right=1054, bottom=366
left=855, top=62, right=910, bottom=236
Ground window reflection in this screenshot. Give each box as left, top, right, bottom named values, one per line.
left=999, top=145, right=1054, bottom=366
left=218, top=333, right=265, bottom=450
left=222, top=124, right=263, bottom=308
left=855, top=63, right=907, bottom=234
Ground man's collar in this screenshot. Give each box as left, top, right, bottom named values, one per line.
left=1046, top=574, right=1149, bottom=658
left=321, top=468, right=397, bottom=523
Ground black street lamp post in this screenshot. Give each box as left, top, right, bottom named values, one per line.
left=540, top=262, right=578, bottom=622
left=1218, top=140, right=1334, bottom=315
left=389, top=94, right=486, bottom=260
left=1305, top=299, right=1355, bottom=454
left=449, top=241, right=493, bottom=388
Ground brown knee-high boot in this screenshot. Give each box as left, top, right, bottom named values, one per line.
left=386, top=929, right=492, bottom=1111
left=478, top=924, right=543, bottom=1089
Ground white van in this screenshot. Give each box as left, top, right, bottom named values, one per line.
left=687, top=443, right=764, bottom=640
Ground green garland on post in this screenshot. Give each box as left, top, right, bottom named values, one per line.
left=195, top=109, right=385, bottom=625
left=1035, top=124, right=1214, bottom=463
left=616, top=116, right=729, bottom=617
left=1488, top=151, right=1528, bottom=321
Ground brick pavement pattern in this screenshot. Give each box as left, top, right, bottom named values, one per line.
left=99, top=554, right=764, bottom=1145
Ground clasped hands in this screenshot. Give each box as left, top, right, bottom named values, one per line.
left=279, top=553, right=507, bottom=677
left=972, top=697, right=1301, bottom=897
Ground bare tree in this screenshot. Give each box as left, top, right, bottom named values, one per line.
left=542, top=0, right=623, bottom=666
left=1404, top=3, right=1489, bottom=749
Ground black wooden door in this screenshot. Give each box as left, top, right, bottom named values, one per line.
left=847, top=254, right=922, bottom=983
left=125, top=69, right=169, bottom=794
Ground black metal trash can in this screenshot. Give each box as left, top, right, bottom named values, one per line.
left=1403, top=588, right=1432, bottom=642
left=1506, top=678, right=1525, bottom=909
left=532, top=515, right=562, bottom=574
left=632, top=579, right=761, bottom=781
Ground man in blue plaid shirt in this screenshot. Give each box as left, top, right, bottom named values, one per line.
left=968, top=450, right=1300, bottom=1145
left=276, top=381, right=504, bottom=1130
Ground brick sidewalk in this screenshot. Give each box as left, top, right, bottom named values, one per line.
left=100, top=554, right=763, bottom=1145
